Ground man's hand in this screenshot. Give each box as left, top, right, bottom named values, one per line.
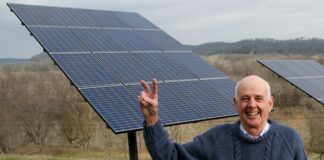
left=138, top=79, right=158, bottom=126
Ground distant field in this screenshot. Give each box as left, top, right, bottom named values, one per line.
left=0, top=151, right=151, bottom=160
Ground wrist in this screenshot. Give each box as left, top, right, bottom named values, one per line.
left=145, top=116, right=158, bottom=126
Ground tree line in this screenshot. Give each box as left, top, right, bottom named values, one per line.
left=188, top=38, right=324, bottom=55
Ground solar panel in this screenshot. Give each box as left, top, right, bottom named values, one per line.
left=106, top=29, right=160, bottom=51
left=258, top=60, right=324, bottom=105
left=8, top=3, right=238, bottom=133
left=132, top=52, right=197, bottom=81
left=113, top=12, right=159, bottom=29
left=201, top=78, right=236, bottom=105
left=28, top=26, right=89, bottom=53
left=126, top=83, right=205, bottom=125
left=69, top=28, right=127, bottom=52
left=86, top=10, right=132, bottom=29
left=165, top=52, right=227, bottom=79
left=51, top=53, right=120, bottom=87
left=136, top=30, right=188, bottom=51
left=167, top=80, right=237, bottom=119
left=94, top=52, right=155, bottom=84
left=80, top=86, right=143, bottom=133
left=8, top=3, right=65, bottom=26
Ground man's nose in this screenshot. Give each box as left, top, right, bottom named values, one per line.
left=247, top=97, right=257, bottom=107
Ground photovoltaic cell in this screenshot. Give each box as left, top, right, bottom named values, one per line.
left=126, top=83, right=205, bottom=125
left=8, top=3, right=65, bottom=26
left=87, top=10, right=131, bottom=28
left=28, top=26, right=89, bottom=52
left=289, top=77, right=324, bottom=99
left=69, top=28, right=127, bottom=52
left=8, top=3, right=99, bottom=27
left=259, top=60, right=324, bottom=78
left=201, top=79, right=236, bottom=105
left=167, top=81, right=237, bottom=119
left=106, top=29, right=160, bottom=51
left=94, top=53, right=155, bottom=84
left=165, top=52, right=227, bottom=79
left=113, top=12, right=159, bottom=29
left=51, top=53, right=120, bottom=87
left=136, top=30, right=188, bottom=51
left=132, top=52, right=197, bottom=81
left=258, top=60, right=324, bottom=105
left=80, top=86, right=143, bottom=133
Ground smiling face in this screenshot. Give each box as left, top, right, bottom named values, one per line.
left=234, top=75, right=274, bottom=136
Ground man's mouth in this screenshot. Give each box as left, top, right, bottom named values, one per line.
left=245, top=111, right=260, bottom=116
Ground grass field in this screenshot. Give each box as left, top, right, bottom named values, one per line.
left=0, top=150, right=151, bottom=160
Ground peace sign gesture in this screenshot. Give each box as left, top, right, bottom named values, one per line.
left=138, top=79, right=159, bottom=126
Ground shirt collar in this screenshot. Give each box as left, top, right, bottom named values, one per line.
left=239, top=122, right=270, bottom=139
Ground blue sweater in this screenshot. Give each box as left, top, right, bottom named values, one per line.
left=144, top=120, right=307, bottom=160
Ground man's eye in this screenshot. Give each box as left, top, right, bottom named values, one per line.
left=241, top=97, right=249, bottom=102
left=256, top=97, right=264, bottom=102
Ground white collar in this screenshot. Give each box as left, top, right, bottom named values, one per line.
left=239, top=122, right=270, bottom=139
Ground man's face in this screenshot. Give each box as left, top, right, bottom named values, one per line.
left=234, top=77, right=274, bottom=132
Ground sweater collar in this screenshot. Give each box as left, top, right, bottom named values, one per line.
left=239, top=122, right=270, bottom=139
left=236, top=119, right=276, bottom=143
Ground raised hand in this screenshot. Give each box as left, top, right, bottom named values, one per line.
left=138, top=79, right=158, bottom=126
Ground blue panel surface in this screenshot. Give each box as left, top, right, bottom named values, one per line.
left=132, top=52, right=197, bottom=81
left=94, top=53, right=155, bottom=84
left=167, top=81, right=237, bottom=119
left=165, top=52, right=227, bottom=78
left=8, top=3, right=65, bottom=26
left=51, top=53, right=120, bottom=87
left=201, top=79, right=236, bottom=105
left=260, top=60, right=324, bottom=78
left=106, top=29, right=160, bottom=51
left=80, top=86, right=143, bottom=133
left=28, top=26, right=89, bottom=52
left=9, top=3, right=98, bottom=27
left=290, top=77, right=324, bottom=99
left=87, top=10, right=131, bottom=28
left=137, top=30, right=187, bottom=51
left=126, top=83, right=205, bottom=125
left=70, top=28, right=127, bottom=52
left=113, top=12, right=159, bottom=29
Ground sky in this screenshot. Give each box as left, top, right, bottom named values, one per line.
left=1, top=0, right=324, bottom=58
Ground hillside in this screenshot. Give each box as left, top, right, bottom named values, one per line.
left=187, top=38, right=324, bottom=55
left=0, top=58, right=29, bottom=64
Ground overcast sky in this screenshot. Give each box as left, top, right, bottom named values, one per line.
left=1, top=0, right=324, bottom=58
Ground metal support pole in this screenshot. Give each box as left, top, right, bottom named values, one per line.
left=128, top=131, right=138, bottom=160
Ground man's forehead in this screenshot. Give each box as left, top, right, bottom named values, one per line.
left=238, top=79, right=268, bottom=95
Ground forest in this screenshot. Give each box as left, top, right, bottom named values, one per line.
left=0, top=53, right=323, bottom=159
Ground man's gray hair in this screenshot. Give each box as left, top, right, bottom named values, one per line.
left=235, top=76, right=272, bottom=99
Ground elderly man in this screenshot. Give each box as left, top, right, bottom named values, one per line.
left=138, top=75, right=307, bottom=160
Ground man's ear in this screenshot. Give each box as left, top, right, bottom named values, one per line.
left=269, top=96, right=274, bottom=111
left=233, top=97, right=239, bottom=112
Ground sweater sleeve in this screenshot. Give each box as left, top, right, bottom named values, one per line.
left=143, top=120, right=211, bottom=160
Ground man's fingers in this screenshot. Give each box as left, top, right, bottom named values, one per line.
left=140, top=80, right=151, bottom=94
left=152, top=78, right=158, bottom=95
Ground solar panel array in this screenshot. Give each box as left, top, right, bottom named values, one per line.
left=8, top=3, right=237, bottom=133
left=258, top=60, right=324, bottom=105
